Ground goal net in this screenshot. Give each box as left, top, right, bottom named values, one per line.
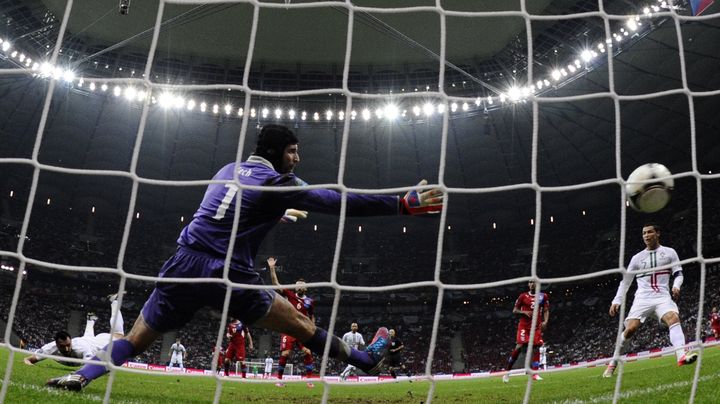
left=0, top=0, right=718, bottom=403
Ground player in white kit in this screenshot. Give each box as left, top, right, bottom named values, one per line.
left=538, top=345, right=547, bottom=370
left=24, top=294, right=126, bottom=366
left=340, top=323, right=366, bottom=380
left=264, top=353, right=274, bottom=379
left=168, top=338, right=187, bottom=369
left=603, top=223, right=698, bottom=377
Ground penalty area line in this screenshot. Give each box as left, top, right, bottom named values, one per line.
left=553, top=371, right=720, bottom=404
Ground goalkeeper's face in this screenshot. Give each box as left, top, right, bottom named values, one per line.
left=279, top=144, right=300, bottom=174
left=55, top=337, right=72, bottom=356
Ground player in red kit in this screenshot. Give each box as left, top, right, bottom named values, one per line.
left=267, top=257, right=316, bottom=388
left=502, top=280, right=549, bottom=383
left=212, top=345, right=225, bottom=376
left=224, top=318, right=253, bottom=377
left=709, top=307, right=720, bottom=340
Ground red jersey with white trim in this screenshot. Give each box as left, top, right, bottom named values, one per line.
left=227, top=320, right=248, bottom=345
left=710, top=312, right=720, bottom=329
left=514, top=291, right=549, bottom=328
left=612, top=245, right=682, bottom=305
left=282, top=289, right=314, bottom=319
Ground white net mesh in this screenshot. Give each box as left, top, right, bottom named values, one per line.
left=1, top=0, right=719, bottom=403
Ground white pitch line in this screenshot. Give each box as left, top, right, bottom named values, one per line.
left=0, top=379, right=142, bottom=404
left=553, top=371, right=720, bottom=404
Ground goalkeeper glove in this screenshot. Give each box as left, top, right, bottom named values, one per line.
left=281, top=209, right=308, bottom=223
left=400, top=180, right=444, bottom=215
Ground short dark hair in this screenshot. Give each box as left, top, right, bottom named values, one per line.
left=254, top=125, right=299, bottom=172
left=54, top=331, right=71, bottom=342
left=643, top=222, right=661, bottom=233
left=296, top=278, right=306, bottom=283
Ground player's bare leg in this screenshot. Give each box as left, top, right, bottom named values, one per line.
left=254, top=294, right=390, bottom=377
left=661, top=311, right=697, bottom=366
left=604, top=319, right=640, bottom=377
left=47, top=313, right=162, bottom=391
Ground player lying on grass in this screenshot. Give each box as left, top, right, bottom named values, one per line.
left=46, top=124, right=443, bottom=391
left=603, top=223, right=697, bottom=377
left=24, top=293, right=125, bottom=367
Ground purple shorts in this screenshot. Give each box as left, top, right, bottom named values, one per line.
left=141, top=247, right=275, bottom=333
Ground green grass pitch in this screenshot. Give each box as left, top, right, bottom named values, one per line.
left=1, top=345, right=718, bottom=403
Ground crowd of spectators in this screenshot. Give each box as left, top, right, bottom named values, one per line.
left=1, top=181, right=719, bottom=375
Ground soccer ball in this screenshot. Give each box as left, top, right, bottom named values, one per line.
left=626, top=163, right=673, bottom=213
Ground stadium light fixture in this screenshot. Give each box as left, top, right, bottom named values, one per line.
left=187, top=99, right=196, bottom=110
left=551, top=69, right=561, bottom=81
left=62, top=70, right=75, bottom=82
left=2, top=42, right=10, bottom=52
left=326, top=110, right=333, bottom=120
left=274, top=108, right=282, bottom=119
left=288, top=109, right=295, bottom=119
left=487, top=96, right=493, bottom=105
left=423, top=103, right=434, bottom=116
left=301, top=111, right=307, bottom=121
left=375, top=107, right=384, bottom=119
left=18, top=53, right=25, bottom=62
left=158, top=93, right=173, bottom=108
left=384, top=104, right=399, bottom=120
left=89, top=82, right=96, bottom=91
left=124, top=87, right=137, bottom=101
left=627, top=18, right=638, bottom=31
left=350, top=110, right=357, bottom=120
left=212, top=104, right=219, bottom=114
left=237, top=107, right=243, bottom=116
left=412, top=105, right=421, bottom=116
left=200, top=102, right=207, bottom=112
left=224, top=104, right=232, bottom=115
left=338, top=111, right=345, bottom=120
left=136, top=212, right=140, bottom=219
left=362, top=108, right=371, bottom=120
left=462, top=102, right=469, bottom=111
left=450, top=102, right=458, bottom=112
left=313, top=112, right=320, bottom=121
left=101, top=84, right=108, bottom=92
left=261, top=108, right=269, bottom=119
left=508, top=87, right=523, bottom=101
left=113, top=86, right=122, bottom=97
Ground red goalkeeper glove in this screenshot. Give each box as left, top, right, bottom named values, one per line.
left=400, top=180, right=444, bottom=215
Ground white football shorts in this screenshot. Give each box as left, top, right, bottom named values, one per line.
left=626, top=297, right=679, bottom=325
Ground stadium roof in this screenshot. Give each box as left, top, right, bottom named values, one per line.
left=0, top=0, right=718, bottom=226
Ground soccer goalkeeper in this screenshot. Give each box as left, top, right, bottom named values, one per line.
left=47, top=124, right=443, bottom=391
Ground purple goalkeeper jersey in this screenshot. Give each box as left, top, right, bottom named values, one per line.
left=177, top=156, right=400, bottom=269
